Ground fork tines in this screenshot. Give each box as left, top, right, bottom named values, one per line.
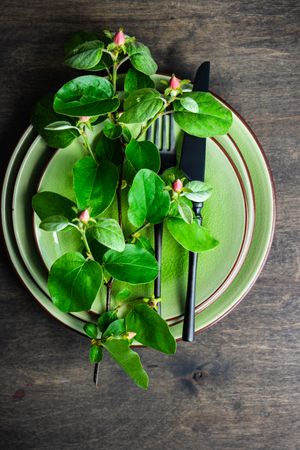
left=146, top=114, right=176, bottom=173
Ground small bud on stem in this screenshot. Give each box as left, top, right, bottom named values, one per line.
left=172, top=179, right=183, bottom=193
left=113, top=30, right=126, bottom=46
left=169, top=74, right=180, bottom=90
left=79, top=209, right=90, bottom=224
left=79, top=116, right=91, bottom=123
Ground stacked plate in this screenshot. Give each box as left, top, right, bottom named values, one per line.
left=1, top=75, right=275, bottom=340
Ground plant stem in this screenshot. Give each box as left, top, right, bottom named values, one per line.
left=105, top=278, right=113, bottom=311
left=104, top=140, right=124, bottom=312
left=100, top=50, right=112, bottom=77
left=116, top=55, right=129, bottom=71
left=112, top=62, right=118, bottom=94
left=102, top=48, right=112, bottom=55
left=80, top=228, right=93, bottom=259
left=95, top=274, right=114, bottom=386
left=137, top=103, right=169, bottom=140
left=137, top=113, right=159, bottom=140
left=81, top=130, right=96, bottom=161
left=161, top=109, right=175, bottom=116
left=116, top=146, right=125, bottom=229
left=117, top=186, right=122, bottom=228
left=131, top=222, right=150, bottom=238
left=104, top=66, right=111, bottom=77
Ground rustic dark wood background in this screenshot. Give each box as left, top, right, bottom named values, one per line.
left=0, top=1, right=299, bottom=449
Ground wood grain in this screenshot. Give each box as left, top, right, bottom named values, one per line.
left=0, top=1, right=299, bottom=449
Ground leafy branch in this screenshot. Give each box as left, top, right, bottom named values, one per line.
left=31, top=27, right=233, bottom=389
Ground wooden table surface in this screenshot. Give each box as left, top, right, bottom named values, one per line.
left=0, top=1, right=299, bottom=449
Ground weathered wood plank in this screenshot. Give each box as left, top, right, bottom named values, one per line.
left=0, top=1, right=299, bottom=449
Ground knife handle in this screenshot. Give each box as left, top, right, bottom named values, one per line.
left=154, top=223, right=162, bottom=315
left=94, top=362, right=100, bottom=386
left=182, top=202, right=203, bottom=342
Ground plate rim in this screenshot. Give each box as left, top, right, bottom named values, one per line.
left=192, top=93, right=276, bottom=335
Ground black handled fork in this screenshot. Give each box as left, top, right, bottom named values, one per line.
left=146, top=114, right=177, bottom=315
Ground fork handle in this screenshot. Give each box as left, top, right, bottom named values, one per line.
left=154, top=223, right=162, bottom=315
left=182, top=202, right=203, bottom=342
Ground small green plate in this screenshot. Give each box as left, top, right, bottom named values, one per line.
left=33, top=134, right=253, bottom=321
left=3, top=77, right=274, bottom=339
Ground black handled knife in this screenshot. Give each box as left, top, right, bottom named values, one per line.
left=179, top=61, right=210, bottom=342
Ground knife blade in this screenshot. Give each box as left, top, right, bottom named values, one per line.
left=179, top=61, right=210, bottom=342
left=179, top=61, right=210, bottom=181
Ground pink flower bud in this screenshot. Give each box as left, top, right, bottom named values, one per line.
left=172, top=179, right=183, bottom=193
left=127, top=332, right=136, bottom=340
left=169, top=75, right=180, bottom=90
left=79, top=116, right=91, bottom=123
left=113, top=30, right=126, bottom=46
left=79, top=209, right=90, bottom=224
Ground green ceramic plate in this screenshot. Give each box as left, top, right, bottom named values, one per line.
left=12, top=118, right=254, bottom=327
left=3, top=77, right=275, bottom=338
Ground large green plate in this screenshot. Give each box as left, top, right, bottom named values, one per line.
left=1, top=127, right=83, bottom=331
left=2, top=76, right=274, bottom=338
left=12, top=123, right=254, bottom=328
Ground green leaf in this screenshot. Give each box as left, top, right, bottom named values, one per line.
left=123, top=159, right=136, bottom=185
left=166, top=218, right=219, bottom=252
left=89, top=115, right=106, bottom=126
left=89, top=218, right=125, bottom=252
left=103, top=244, right=158, bottom=284
left=65, top=40, right=104, bottom=70
left=39, top=215, right=70, bottom=232
left=87, top=52, right=113, bottom=72
left=125, top=41, right=157, bottom=76
left=64, top=31, right=100, bottom=57
left=103, top=121, right=123, bottom=140
left=179, top=96, right=199, bottom=113
left=135, top=237, right=155, bottom=255
left=177, top=200, right=193, bottom=224
left=48, top=252, right=103, bottom=312
left=32, top=191, right=77, bottom=221
left=103, top=29, right=113, bottom=39
left=124, top=68, right=155, bottom=95
left=183, top=180, right=213, bottom=202
left=93, top=131, right=123, bottom=166
left=64, top=32, right=113, bottom=72
left=119, top=88, right=164, bottom=124
left=83, top=322, right=98, bottom=339
left=128, top=169, right=170, bottom=227
left=53, top=75, right=119, bottom=117
left=126, top=303, right=176, bottom=354
left=89, top=239, right=107, bottom=264
left=107, top=42, right=117, bottom=52
left=174, top=92, right=233, bottom=137
left=102, top=319, right=126, bottom=338
left=115, top=288, right=132, bottom=302
left=122, top=126, right=132, bottom=143
left=125, top=139, right=160, bottom=173
left=103, top=338, right=149, bottom=389
left=44, top=121, right=80, bottom=132
left=31, top=94, right=79, bottom=148
left=98, top=311, right=118, bottom=333
left=73, top=157, right=118, bottom=217
left=89, top=345, right=103, bottom=363
left=169, top=196, right=192, bottom=218
left=160, top=166, right=185, bottom=186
